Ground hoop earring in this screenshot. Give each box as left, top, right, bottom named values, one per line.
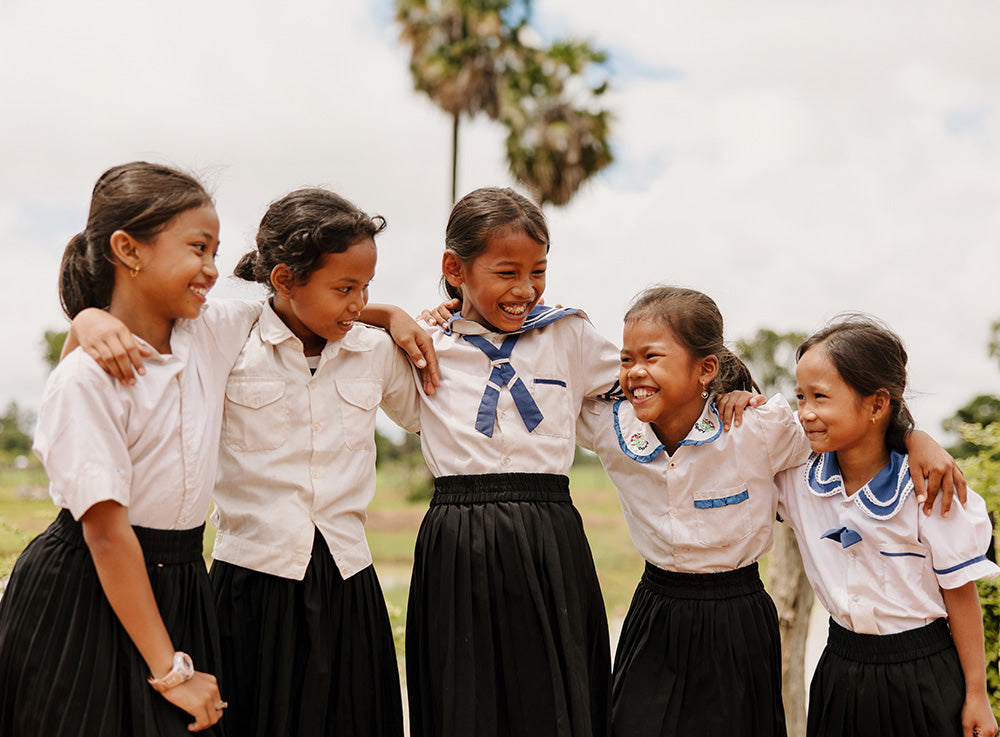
left=871, top=415, right=877, bottom=425
left=129, top=265, right=140, bottom=278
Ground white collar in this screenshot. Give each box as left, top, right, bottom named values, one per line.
left=612, top=397, right=723, bottom=463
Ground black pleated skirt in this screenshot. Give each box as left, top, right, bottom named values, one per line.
left=406, top=473, right=611, bottom=737
left=0, top=509, right=224, bottom=737
left=807, top=618, right=964, bottom=737
left=611, top=561, right=786, bottom=737
left=210, top=530, right=403, bottom=737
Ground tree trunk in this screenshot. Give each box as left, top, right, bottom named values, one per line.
left=451, top=112, right=459, bottom=203
left=769, top=522, right=814, bottom=737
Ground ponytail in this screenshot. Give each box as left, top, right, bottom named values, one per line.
left=714, top=347, right=760, bottom=395
left=59, top=231, right=114, bottom=319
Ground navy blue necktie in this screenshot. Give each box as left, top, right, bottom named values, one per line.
left=463, top=333, right=543, bottom=437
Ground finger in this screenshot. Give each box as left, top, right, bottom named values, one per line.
left=750, top=395, right=767, bottom=406
left=732, top=402, right=744, bottom=428
left=111, top=347, right=138, bottom=385
left=911, top=468, right=928, bottom=507
left=126, top=343, right=150, bottom=376
left=954, top=465, right=968, bottom=507
left=937, top=470, right=954, bottom=518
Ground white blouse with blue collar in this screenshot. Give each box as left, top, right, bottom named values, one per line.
left=577, top=394, right=810, bottom=574
left=415, top=305, right=622, bottom=478
left=776, top=449, right=1000, bottom=635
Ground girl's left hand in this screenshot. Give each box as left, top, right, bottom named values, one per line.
left=906, top=430, right=968, bottom=516
left=386, top=311, right=440, bottom=396
left=714, top=391, right=766, bottom=431
left=962, top=691, right=997, bottom=737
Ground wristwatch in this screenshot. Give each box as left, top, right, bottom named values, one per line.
left=147, top=651, right=194, bottom=692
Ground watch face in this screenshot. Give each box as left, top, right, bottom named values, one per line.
left=175, top=651, right=194, bottom=678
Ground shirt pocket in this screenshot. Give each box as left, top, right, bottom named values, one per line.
left=335, top=379, right=381, bottom=451
left=528, top=376, right=572, bottom=439
left=879, top=542, right=933, bottom=602
left=222, top=378, right=288, bottom=452
left=692, top=484, right=753, bottom=548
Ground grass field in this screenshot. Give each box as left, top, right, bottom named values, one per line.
left=0, top=457, right=648, bottom=661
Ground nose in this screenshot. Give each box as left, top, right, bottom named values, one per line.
left=510, top=278, right=534, bottom=299
left=203, top=257, right=218, bottom=284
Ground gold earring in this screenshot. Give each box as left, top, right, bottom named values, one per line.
left=129, top=265, right=140, bottom=278
left=871, top=415, right=877, bottom=425
left=701, top=383, right=709, bottom=399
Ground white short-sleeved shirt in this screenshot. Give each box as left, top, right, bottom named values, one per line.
left=415, top=309, right=621, bottom=477
left=32, top=300, right=262, bottom=529
left=211, top=302, right=421, bottom=581
left=776, top=450, right=1000, bottom=635
left=577, top=394, right=811, bottom=573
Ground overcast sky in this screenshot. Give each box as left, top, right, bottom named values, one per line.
left=1, top=0, right=998, bottom=440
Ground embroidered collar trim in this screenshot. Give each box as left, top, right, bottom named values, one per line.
left=612, top=398, right=723, bottom=463
left=444, top=304, right=580, bottom=336
left=805, top=449, right=914, bottom=520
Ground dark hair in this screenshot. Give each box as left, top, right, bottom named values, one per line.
left=441, top=187, right=549, bottom=301
left=59, top=162, right=212, bottom=318
left=624, top=286, right=760, bottom=395
left=234, top=188, right=386, bottom=290
left=796, top=314, right=913, bottom=451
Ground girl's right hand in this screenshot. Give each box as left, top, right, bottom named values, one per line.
left=962, top=690, right=998, bottom=737
left=417, top=298, right=460, bottom=326
left=70, top=307, right=151, bottom=384
left=159, top=671, right=225, bottom=732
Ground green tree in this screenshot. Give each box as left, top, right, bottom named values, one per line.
left=42, top=330, right=67, bottom=370
left=954, top=422, right=1000, bottom=718
left=738, top=327, right=811, bottom=737
left=0, top=403, right=33, bottom=455
left=501, top=39, right=613, bottom=206
left=395, top=0, right=613, bottom=205
left=943, top=395, right=1000, bottom=458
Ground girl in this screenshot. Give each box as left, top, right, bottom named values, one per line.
left=66, top=187, right=439, bottom=737
left=574, top=287, right=964, bottom=737
left=778, top=315, right=998, bottom=737
left=0, top=162, right=263, bottom=736
left=208, top=188, right=421, bottom=737
left=403, top=187, right=623, bottom=737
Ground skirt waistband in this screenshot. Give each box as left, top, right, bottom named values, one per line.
left=640, top=561, right=764, bottom=600
left=431, top=473, right=571, bottom=506
left=826, top=617, right=954, bottom=664
left=47, top=508, right=206, bottom=565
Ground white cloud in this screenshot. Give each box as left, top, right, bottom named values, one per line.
left=1, top=0, right=999, bottom=439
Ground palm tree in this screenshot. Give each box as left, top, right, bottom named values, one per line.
left=396, top=0, right=511, bottom=202
left=395, top=0, right=613, bottom=206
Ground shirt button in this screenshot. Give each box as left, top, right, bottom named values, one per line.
left=851, top=595, right=860, bottom=603
left=850, top=550, right=857, bottom=558
left=501, top=457, right=511, bottom=466
left=668, top=461, right=677, bottom=469
left=312, top=471, right=319, bottom=479
left=312, top=423, right=321, bottom=431
left=669, top=510, right=678, bottom=518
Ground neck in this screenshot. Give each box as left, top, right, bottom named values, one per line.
left=834, top=442, right=891, bottom=495
left=108, top=289, right=173, bottom=354
left=650, top=399, right=706, bottom=455
left=270, top=295, right=326, bottom=356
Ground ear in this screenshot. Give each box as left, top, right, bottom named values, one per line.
left=699, top=354, right=720, bottom=386
left=871, top=388, right=891, bottom=422
left=109, top=230, right=140, bottom=271
left=442, top=251, right=464, bottom=288
left=270, top=264, right=296, bottom=298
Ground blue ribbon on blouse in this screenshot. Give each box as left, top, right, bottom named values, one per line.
left=463, top=333, right=543, bottom=437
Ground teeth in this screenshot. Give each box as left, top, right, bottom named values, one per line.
left=190, top=286, right=207, bottom=297
left=500, top=303, right=527, bottom=315
left=631, top=387, right=657, bottom=399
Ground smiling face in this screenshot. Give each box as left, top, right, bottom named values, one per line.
left=444, top=228, right=547, bottom=332
left=619, top=318, right=717, bottom=442
left=272, top=238, right=377, bottom=355
left=794, top=344, right=878, bottom=454
left=133, top=204, right=220, bottom=321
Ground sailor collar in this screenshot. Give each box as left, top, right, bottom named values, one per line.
left=805, top=449, right=913, bottom=520
left=613, top=397, right=723, bottom=463
left=443, top=304, right=581, bottom=336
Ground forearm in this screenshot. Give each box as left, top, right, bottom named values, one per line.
left=942, top=582, right=989, bottom=693
left=359, top=303, right=403, bottom=330
left=81, top=501, right=175, bottom=678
